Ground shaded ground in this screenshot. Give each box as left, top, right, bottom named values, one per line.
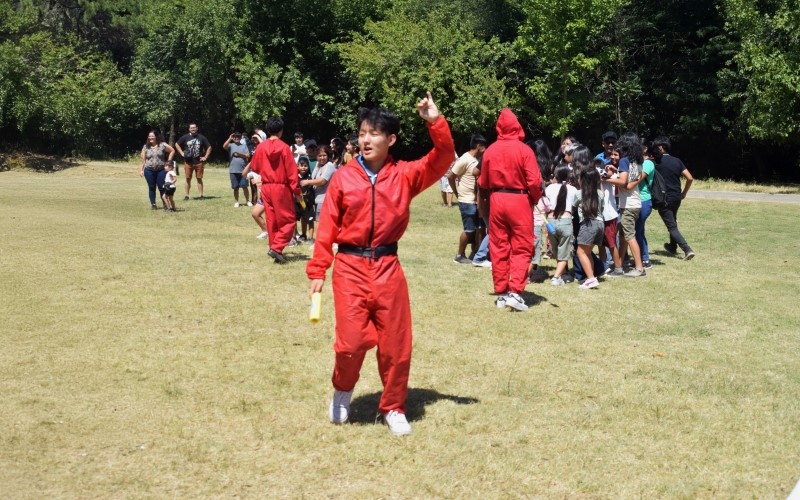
left=0, top=153, right=79, bottom=173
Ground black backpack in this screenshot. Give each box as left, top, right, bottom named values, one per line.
left=650, top=166, right=668, bottom=209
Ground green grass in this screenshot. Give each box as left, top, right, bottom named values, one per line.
left=692, top=177, right=800, bottom=194
left=1, top=162, right=799, bottom=497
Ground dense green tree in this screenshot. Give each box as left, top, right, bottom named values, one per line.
left=720, top=0, right=800, bottom=143
left=335, top=10, right=516, bottom=144
left=511, top=0, right=625, bottom=137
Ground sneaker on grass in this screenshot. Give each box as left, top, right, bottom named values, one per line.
left=256, top=231, right=268, bottom=240
left=329, top=390, right=352, bottom=424
left=246, top=201, right=253, bottom=207
left=562, top=273, right=575, bottom=283
left=234, top=202, right=240, bottom=208
left=383, top=410, right=411, bottom=436
left=663, top=242, right=677, bottom=255
left=551, top=276, right=565, bottom=286
left=505, top=292, right=528, bottom=312
left=642, top=260, right=653, bottom=269
left=684, top=250, right=696, bottom=261
left=268, top=248, right=287, bottom=264
left=579, top=277, right=599, bottom=289
left=605, top=267, right=624, bottom=277
left=473, top=260, right=492, bottom=268
left=453, top=255, right=472, bottom=265
left=624, top=268, right=646, bottom=278
left=495, top=295, right=507, bottom=309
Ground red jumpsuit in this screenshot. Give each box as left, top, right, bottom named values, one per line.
left=249, top=137, right=300, bottom=253
left=306, top=116, right=455, bottom=414
left=477, top=109, right=542, bottom=295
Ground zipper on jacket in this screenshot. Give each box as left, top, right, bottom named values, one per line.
left=368, top=181, right=376, bottom=259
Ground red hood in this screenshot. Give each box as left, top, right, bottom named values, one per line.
left=495, top=108, right=525, bottom=141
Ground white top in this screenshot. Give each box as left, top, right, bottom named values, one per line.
left=165, top=170, right=177, bottom=185
left=600, top=174, right=619, bottom=221
left=545, top=183, right=578, bottom=217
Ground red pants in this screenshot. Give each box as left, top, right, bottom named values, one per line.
left=488, top=192, right=534, bottom=294
left=331, top=253, right=412, bottom=414
left=261, top=183, right=295, bottom=253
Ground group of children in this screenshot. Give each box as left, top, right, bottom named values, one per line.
left=447, top=130, right=695, bottom=290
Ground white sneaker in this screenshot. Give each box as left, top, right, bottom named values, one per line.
left=329, top=390, right=352, bottom=424
left=246, top=201, right=253, bottom=207
left=234, top=202, right=240, bottom=208
left=473, top=260, right=492, bottom=268
left=384, top=410, right=412, bottom=436
left=505, top=292, right=529, bottom=312
left=495, top=294, right=507, bottom=309
left=256, top=231, right=268, bottom=240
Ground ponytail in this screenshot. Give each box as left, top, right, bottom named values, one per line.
left=552, top=164, right=572, bottom=219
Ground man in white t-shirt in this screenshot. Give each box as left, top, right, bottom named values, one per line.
left=447, top=134, right=487, bottom=263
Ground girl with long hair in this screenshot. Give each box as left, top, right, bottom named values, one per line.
left=573, top=158, right=605, bottom=289
left=544, top=164, right=577, bottom=286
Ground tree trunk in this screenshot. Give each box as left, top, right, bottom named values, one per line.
left=168, top=116, right=176, bottom=146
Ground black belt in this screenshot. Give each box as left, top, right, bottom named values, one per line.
left=338, top=243, right=398, bottom=258
left=493, top=188, right=527, bottom=194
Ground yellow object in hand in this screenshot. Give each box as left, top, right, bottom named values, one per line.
left=309, top=292, right=321, bottom=323
left=298, top=197, right=306, bottom=209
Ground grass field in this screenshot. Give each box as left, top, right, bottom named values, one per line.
left=1, top=162, right=799, bottom=498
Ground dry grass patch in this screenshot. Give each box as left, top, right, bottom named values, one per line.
left=693, top=177, right=800, bottom=194
left=1, top=164, right=799, bottom=497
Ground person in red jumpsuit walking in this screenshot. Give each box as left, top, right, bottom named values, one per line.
left=248, top=117, right=301, bottom=264
left=306, top=92, right=455, bottom=436
left=477, top=109, right=542, bottom=311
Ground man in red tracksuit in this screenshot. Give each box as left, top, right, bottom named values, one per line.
left=307, top=92, right=454, bottom=436
left=249, top=117, right=301, bottom=264
left=477, top=108, right=542, bottom=312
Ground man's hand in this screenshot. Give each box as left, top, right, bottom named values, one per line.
left=309, top=279, right=324, bottom=298
left=416, top=91, right=440, bottom=124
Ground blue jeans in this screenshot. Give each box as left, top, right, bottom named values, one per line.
left=635, top=200, right=652, bottom=261
left=144, top=168, right=167, bottom=206
left=472, top=216, right=490, bottom=263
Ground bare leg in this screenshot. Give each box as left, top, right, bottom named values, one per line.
left=576, top=245, right=595, bottom=279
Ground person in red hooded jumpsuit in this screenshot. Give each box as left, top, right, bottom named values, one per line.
left=248, top=116, right=300, bottom=264
left=477, top=108, right=542, bottom=311
left=307, top=93, right=454, bottom=436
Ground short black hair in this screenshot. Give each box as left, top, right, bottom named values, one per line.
left=652, top=135, right=671, bottom=153
left=294, top=131, right=304, bottom=138
left=470, top=134, right=488, bottom=149
left=602, top=130, right=618, bottom=142
left=357, top=107, right=400, bottom=137
left=265, top=117, right=284, bottom=136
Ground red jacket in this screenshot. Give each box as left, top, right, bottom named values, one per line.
left=307, top=116, right=455, bottom=279
left=477, top=108, right=542, bottom=206
left=250, top=137, right=300, bottom=195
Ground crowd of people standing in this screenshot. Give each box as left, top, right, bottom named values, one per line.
left=139, top=114, right=696, bottom=296
left=444, top=126, right=696, bottom=298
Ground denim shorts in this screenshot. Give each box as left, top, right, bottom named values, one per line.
left=230, top=173, right=248, bottom=189
left=459, top=202, right=481, bottom=232
left=577, top=219, right=604, bottom=246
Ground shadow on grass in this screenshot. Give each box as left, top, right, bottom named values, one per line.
left=0, top=154, right=79, bottom=173
left=284, top=253, right=310, bottom=263
left=348, top=387, right=479, bottom=424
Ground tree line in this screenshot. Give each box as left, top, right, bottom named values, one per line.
left=0, top=0, right=798, bottom=181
